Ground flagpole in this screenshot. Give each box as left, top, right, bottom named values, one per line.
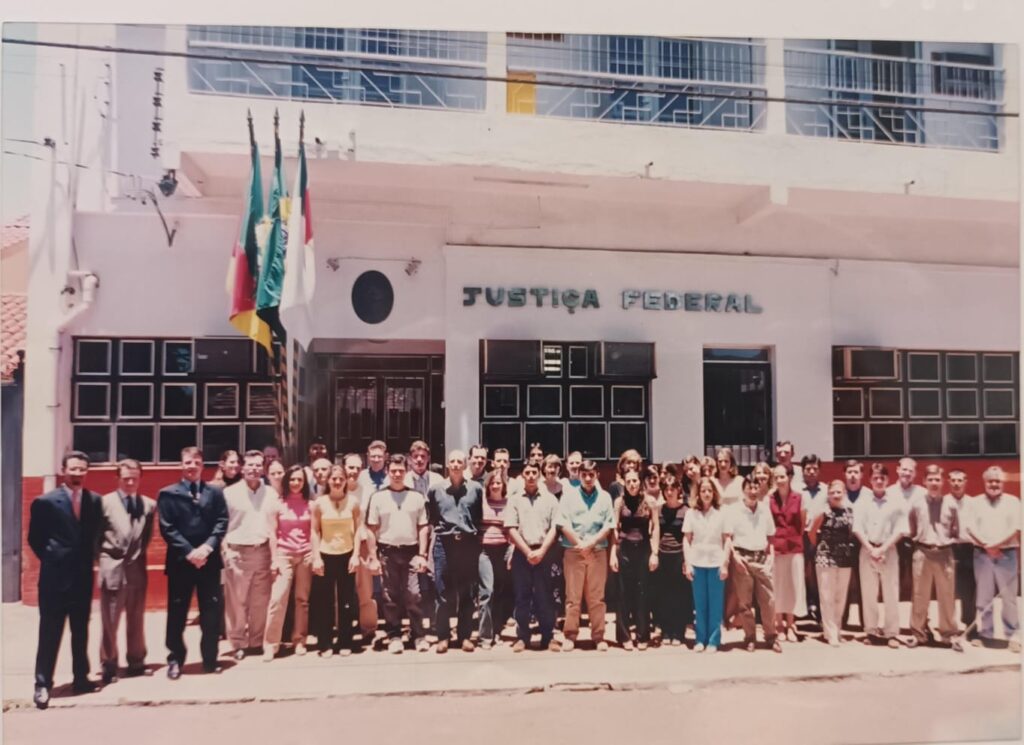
left=282, top=111, right=305, bottom=458
left=271, top=107, right=293, bottom=459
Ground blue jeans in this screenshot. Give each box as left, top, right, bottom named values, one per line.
left=478, top=544, right=514, bottom=642
left=691, top=566, right=724, bottom=648
left=511, top=551, right=555, bottom=644
left=974, top=547, right=1019, bottom=642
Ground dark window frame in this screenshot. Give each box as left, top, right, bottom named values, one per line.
left=832, top=347, right=1018, bottom=458
left=71, top=336, right=277, bottom=464
left=479, top=340, right=652, bottom=462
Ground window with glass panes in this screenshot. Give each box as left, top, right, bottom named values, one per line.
left=71, top=337, right=278, bottom=464
left=479, top=340, right=654, bottom=462
left=832, top=347, right=1018, bottom=458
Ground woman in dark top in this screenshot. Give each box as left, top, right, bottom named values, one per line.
left=608, top=449, right=643, bottom=501
left=642, top=464, right=662, bottom=502
left=654, top=473, right=691, bottom=646
left=541, top=454, right=566, bottom=618
left=809, top=479, right=858, bottom=646
left=610, top=471, right=660, bottom=650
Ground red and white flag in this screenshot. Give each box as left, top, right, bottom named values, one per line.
left=279, top=131, right=315, bottom=351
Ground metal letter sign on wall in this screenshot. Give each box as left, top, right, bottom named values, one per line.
left=462, top=287, right=600, bottom=314
left=460, top=287, right=763, bottom=314
left=621, top=290, right=763, bottom=313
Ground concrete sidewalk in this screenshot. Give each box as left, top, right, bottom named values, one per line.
left=2, top=600, right=1019, bottom=710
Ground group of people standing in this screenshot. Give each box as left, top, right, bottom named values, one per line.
left=27, top=438, right=1021, bottom=710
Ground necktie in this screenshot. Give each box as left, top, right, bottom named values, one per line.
left=189, top=482, right=199, bottom=503
left=127, top=495, right=139, bottom=520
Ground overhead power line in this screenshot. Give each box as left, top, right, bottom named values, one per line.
left=2, top=36, right=1016, bottom=118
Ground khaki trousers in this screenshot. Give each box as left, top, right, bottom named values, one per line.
left=910, top=545, right=957, bottom=641
left=816, top=565, right=852, bottom=643
left=99, top=560, right=148, bottom=671
left=733, top=554, right=776, bottom=642
left=355, top=541, right=379, bottom=634
left=563, top=547, right=608, bottom=642
left=263, top=552, right=313, bottom=651
left=859, top=546, right=900, bottom=638
left=223, top=543, right=273, bottom=650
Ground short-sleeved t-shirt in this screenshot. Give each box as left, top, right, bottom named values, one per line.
left=504, top=489, right=560, bottom=547
left=366, top=488, right=428, bottom=547
left=682, top=507, right=729, bottom=568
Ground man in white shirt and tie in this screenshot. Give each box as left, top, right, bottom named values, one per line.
left=222, top=450, right=280, bottom=659
left=97, top=459, right=157, bottom=683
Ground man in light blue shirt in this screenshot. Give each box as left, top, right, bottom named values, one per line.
left=556, top=460, right=614, bottom=651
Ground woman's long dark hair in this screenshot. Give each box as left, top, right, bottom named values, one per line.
left=285, top=463, right=312, bottom=501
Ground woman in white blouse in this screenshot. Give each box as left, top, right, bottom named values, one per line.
left=683, top=477, right=732, bottom=653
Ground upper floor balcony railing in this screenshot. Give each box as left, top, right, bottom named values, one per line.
left=505, top=35, right=767, bottom=131
left=182, top=28, right=1007, bottom=152
left=186, top=27, right=487, bottom=110
left=784, top=45, right=1005, bottom=151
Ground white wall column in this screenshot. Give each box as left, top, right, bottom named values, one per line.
left=764, top=38, right=787, bottom=136
left=485, top=32, right=507, bottom=117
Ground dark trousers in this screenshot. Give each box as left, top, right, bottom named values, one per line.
left=166, top=563, right=222, bottom=668
left=511, top=550, right=555, bottom=644
left=35, top=595, right=91, bottom=688
left=615, top=541, right=652, bottom=643
left=380, top=544, right=424, bottom=641
left=312, top=551, right=355, bottom=652
left=654, top=551, right=692, bottom=642
left=954, top=542, right=977, bottom=632
left=478, top=544, right=514, bottom=641
left=803, top=534, right=821, bottom=618
left=434, top=535, right=481, bottom=643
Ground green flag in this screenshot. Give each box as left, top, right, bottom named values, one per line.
left=256, top=111, right=288, bottom=340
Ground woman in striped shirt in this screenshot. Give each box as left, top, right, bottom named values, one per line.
left=478, top=471, right=514, bottom=648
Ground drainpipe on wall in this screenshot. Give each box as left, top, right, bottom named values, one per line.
left=44, top=271, right=99, bottom=492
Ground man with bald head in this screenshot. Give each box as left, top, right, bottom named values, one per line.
left=426, top=450, right=484, bottom=652
left=966, top=466, right=1020, bottom=652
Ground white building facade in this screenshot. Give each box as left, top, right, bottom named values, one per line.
left=10, top=25, right=1020, bottom=602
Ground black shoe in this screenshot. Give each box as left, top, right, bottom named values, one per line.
left=202, top=663, right=223, bottom=674
left=167, top=661, right=182, bottom=680
left=33, top=685, right=50, bottom=710
left=72, top=678, right=99, bottom=694
left=124, top=666, right=150, bottom=678
left=102, top=667, right=118, bottom=685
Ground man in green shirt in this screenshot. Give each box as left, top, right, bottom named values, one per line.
left=556, top=460, right=614, bottom=652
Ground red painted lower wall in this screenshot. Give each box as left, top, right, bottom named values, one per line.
left=21, top=467, right=210, bottom=610
left=19, top=459, right=1021, bottom=609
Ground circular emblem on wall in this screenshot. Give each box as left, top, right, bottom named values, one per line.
left=351, top=270, right=394, bottom=324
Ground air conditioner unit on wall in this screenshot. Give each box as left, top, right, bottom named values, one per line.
left=838, top=347, right=900, bottom=381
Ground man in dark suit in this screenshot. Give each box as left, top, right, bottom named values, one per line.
left=97, top=458, right=156, bottom=684
left=27, top=450, right=101, bottom=709
left=158, top=445, right=228, bottom=678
